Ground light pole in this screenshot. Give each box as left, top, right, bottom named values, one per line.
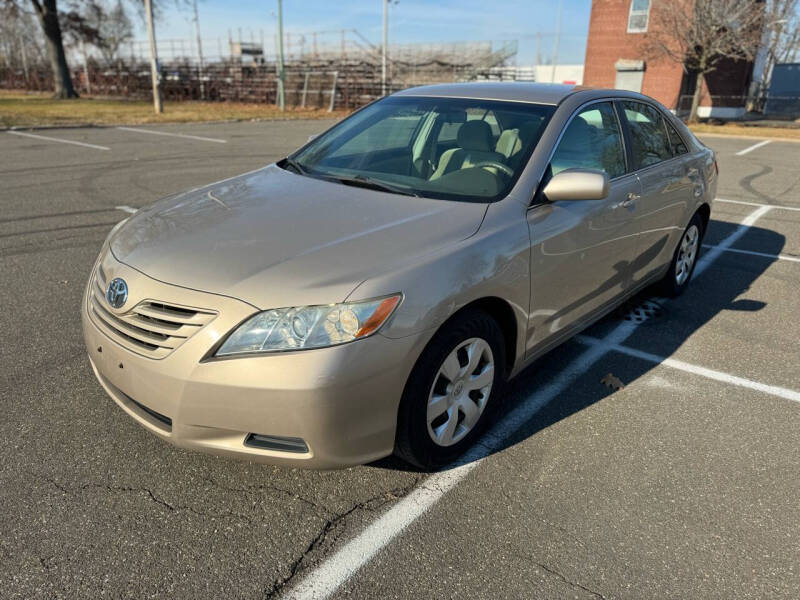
left=382, top=0, right=388, bottom=96
left=550, top=0, right=562, bottom=84
left=144, top=0, right=163, bottom=113
left=193, top=0, right=205, bottom=99
left=276, top=0, right=286, bottom=111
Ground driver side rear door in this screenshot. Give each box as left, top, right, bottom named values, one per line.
left=526, top=100, right=642, bottom=354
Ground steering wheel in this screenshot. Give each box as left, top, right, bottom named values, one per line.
left=471, top=161, right=514, bottom=177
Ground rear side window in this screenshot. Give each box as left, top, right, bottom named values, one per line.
left=664, top=119, right=688, bottom=156
left=551, top=102, right=626, bottom=179
left=621, top=101, right=673, bottom=168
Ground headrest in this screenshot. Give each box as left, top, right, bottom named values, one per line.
left=457, top=120, right=494, bottom=152
left=496, top=128, right=521, bottom=157
left=559, top=116, right=592, bottom=152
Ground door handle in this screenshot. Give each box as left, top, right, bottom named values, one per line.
left=620, top=192, right=639, bottom=208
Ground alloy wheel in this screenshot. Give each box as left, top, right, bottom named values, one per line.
left=426, top=337, right=494, bottom=447
left=675, top=224, right=700, bottom=286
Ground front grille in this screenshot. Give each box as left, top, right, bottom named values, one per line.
left=88, top=264, right=217, bottom=359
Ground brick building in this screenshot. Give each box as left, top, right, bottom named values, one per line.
left=583, top=0, right=754, bottom=118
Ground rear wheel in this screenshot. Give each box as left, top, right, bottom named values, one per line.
left=395, top=309, right=505, bottom=470
left=657, top=212, right=704, bottom=297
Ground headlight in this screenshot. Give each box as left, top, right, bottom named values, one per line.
left=215, top=294, right=402, bottom=356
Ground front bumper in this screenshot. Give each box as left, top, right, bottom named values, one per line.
left=82, top=253, right=426, bottom=469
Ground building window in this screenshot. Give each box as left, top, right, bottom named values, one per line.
left=615, top=59, right=645, bottom=92
left=627, top=0, right=651, bottom=33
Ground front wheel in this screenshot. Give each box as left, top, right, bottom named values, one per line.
left=657, top=212, right=704, bottom=297
left=394, top=309, right=505, bottom=470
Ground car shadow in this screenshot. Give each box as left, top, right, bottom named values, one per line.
left=371, top=219, right=786, bottom=473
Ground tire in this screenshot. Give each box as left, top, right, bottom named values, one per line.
left=395, top=309, right=505, bottom=470
left=656, top=212, right=705, bottom=297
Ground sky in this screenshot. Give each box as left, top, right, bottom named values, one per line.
left=137, top=0, right=591, bottom=66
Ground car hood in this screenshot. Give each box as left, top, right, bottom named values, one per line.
left=111, top=165, right=488, bottom=309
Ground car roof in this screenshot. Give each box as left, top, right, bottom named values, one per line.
left=392, top=82, right=663, bottom=109
left=392, top=82, right=591, bottom=105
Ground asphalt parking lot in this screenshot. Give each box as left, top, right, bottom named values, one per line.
left=1, top=121, right=798, bottom=599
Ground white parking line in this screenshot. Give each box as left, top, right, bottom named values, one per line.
left=116, top=126, right=227, bottom=144
left=283, top=205, right=771, bottom=600
left=694, top=205, right=771, bottom=277
left=577, top=336, right=800, bottom=404
left=702, top=244, right=800, bottom=263
left=6, top=130, right=110, bottom=151
left=716, top=198, right=800, bottom=212
left=115, top=205, right=138, bottom=214
left=284, top=321, right=639, bottom=600
left=735, top=140, right=771, bottom=156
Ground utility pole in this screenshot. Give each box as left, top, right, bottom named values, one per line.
left=193, top=0, right=205, bottom=99
left=144, top=0, right=163, bottom=113
left=381, top=0, right=388, bottom=96
left=276, top=0, right=285, bottom=111
left=550, top=0, right=562, bottom=84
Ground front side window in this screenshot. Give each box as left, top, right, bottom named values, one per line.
left=288, top=96, right=555, bottom=202
left=621, top=101, right=673, bottom=168
left=551, top=102, right=626, bottom=179
left=627, top=0, right=651, bottom=33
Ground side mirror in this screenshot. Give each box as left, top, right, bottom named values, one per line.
left=543, top=169, right=609, bottom=201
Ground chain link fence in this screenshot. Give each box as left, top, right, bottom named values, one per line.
left=0, top=38, right=521, bottom=111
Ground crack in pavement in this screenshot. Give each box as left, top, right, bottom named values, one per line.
left=534, top=561, right=608, bottom=600
left=200, top=475, right=330, bottom=518
left=38, top=555, right=56, bottom=572
left=43, top=473, right=423, bottom=599
left=46, top=478, right=256, bottom=525
left=262, top=478, right=423, bottom=599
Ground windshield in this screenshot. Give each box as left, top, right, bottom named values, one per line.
left=286, top=96, right=555, bottom=202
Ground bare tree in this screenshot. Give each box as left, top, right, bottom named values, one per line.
left=96, top=1, right=133, bottom=64
left=1, top=0, right=78, bottom=97
left=640, top=0, right=764, bottom=122
left=754, top=0, right=800, bottom=107
left=61, top=0, right=132, bottom=65
left=31, top=0, right=79, bottom=97
left=0, top=4, right=44, bottom=72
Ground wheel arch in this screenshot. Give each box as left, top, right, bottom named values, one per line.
left=439, top=296, right=519, bottom=378
left=696, top=203, right=711, bottom=234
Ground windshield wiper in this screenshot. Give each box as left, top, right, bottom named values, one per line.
left=328, top=175, right=420, bottom=197
left=281, top=157, right=308, bottom=175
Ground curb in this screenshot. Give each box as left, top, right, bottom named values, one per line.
left=691, top=130, right=800, bottom=143
left=0, top=114, right=346, bottom=132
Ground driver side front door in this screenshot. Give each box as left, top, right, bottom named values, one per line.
left=526, top=101, right=642, bottom=354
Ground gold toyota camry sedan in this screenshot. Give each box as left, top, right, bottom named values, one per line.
left=83, top=83, right=717, bottom=469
